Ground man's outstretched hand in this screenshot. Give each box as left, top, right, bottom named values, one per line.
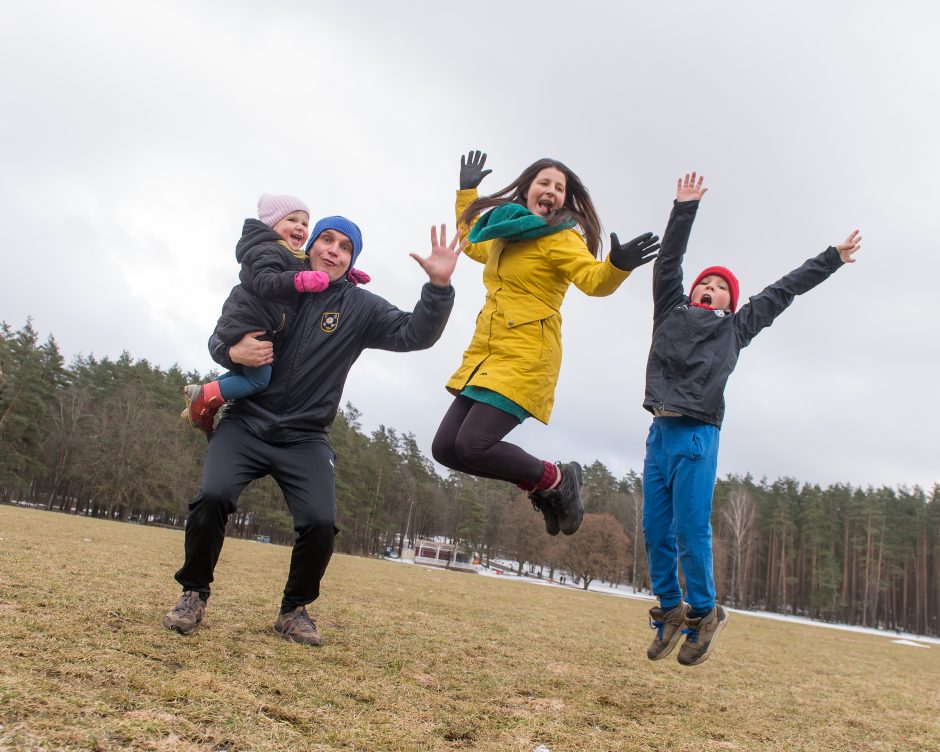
left=410, top=224, right=466, bottom=286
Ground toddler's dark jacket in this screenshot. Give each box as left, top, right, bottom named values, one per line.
left=643, top=200, right=844, bottom=427
left=214, top=219, right=308, bottom=346
left=210, top=279, right=454, bottom=441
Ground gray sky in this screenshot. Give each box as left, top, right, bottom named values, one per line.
left=2, top=1, right=937, bottom=490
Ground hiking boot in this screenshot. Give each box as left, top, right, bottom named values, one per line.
left=549, top=462, right=584, bottom=535
left=162, top=591, right=206, bottom=635
left=181, top=381, right=224, bottom=434
left=273, top=607, right=322, bottom=646
left=646, top=602, right=689, bottom=661
left=529, top=491, right=560, bottom=536
left=677, top=605, right=728, bottom=666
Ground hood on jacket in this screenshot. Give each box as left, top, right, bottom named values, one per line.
left=235, top=218, right=286, bottom=264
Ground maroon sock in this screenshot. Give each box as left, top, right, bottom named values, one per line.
left=532, top=461, right=559, bottom=491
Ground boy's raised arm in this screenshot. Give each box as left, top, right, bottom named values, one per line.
left=653, top=173, right=708, bottom=325
left=733, top=229, right=862, bottom=347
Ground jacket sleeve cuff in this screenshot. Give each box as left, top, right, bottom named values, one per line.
left=209, top=336, right=234, bottom=371
left=424, top=280, right=456, bottom=299
left=672, top=198, right=700, bottom=213
left=823, top=246, right=844, bottom=269
left=607, top=253, right=635, bottom=274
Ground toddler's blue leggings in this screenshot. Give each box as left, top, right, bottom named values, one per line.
left=217, top=365, right=271, bottom=401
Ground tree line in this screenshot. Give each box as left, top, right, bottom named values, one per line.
left=2, top=319, right=938, bottom=636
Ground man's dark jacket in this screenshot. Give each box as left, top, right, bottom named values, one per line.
left=643, top=200, right=845, bottom=428
left=210, top=277, right=454, bottom=441
left=214, top=219, right=308, bottom=346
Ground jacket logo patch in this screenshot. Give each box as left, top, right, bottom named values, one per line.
left=714, top=310, right=726, bottom=317
left=321, top=312, right=340, bottom=333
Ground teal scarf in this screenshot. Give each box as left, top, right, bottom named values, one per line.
left=467, top=202, right=576, bottom=243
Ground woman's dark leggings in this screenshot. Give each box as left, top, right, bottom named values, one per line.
left=431, top=396, right=545, bottom=485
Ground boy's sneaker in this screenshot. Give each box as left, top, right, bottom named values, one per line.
left=274, top=607, right=322, bottom=646
left=162, top=591, right=206, bottom=635
left=551, top=462, right=584, bottom=535
left=528, top=491, right=560, bottom=536
left=677, top=605, right=728, bottom=666
left=646, top=602, right=689, bottom=661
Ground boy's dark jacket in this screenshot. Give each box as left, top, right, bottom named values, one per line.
left=214, top=219, right=308, bottom=346
left=209, top=279, right=454, bottom=441
left=644, top=200, right=844, bottom=428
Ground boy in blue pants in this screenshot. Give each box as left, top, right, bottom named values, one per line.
left=642, top=172, right=861, bottom=666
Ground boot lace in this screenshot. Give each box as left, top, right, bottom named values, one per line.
left=649, top=616, right=666, bottom=640
left=172, top=591, right=201, bottom=615
left=284, top=608, right=317, bottom=633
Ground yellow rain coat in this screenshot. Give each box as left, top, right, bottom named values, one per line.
left=446, top=189, right=631, bottom=423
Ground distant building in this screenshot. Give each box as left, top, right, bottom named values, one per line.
left=412, top=538, right=478, bottom=573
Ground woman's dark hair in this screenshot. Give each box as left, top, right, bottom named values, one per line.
left=460, top=158, right=602, bottom=257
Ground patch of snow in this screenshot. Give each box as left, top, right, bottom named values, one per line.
left=384, top=554, right=940, bottom=645
left=482, top=559, right=940, bottom=645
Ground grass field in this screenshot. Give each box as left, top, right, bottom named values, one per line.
left=1, top=504, right=938, bottom=751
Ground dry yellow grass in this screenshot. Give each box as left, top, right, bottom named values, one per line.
left=1, top=504, right=938, bottom=751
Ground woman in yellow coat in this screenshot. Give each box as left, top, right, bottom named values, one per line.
left=431, top=150, right=660, bottom=536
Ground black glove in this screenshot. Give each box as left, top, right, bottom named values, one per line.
left=609, top=231, right=660, bottom=271
left=459, top=150, right=492, bottom=190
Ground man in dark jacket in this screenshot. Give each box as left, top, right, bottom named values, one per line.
left=642, top=173, right=861, bottom=667
left=163, top=218, right=463, bottom=645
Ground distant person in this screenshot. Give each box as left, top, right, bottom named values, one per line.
left=432, top=149, right=659, bottom=537
left=163, top=218, right=463, bottom=646
left=642, top=172, right=861, bottom=666
left=181, top=194, right=371, bottom=433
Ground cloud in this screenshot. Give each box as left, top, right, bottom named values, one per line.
left=2, top=0, right=937, bottom=489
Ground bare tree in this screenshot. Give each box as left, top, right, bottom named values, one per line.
left=559, top=514, right=630, bottom=591
left=722, top=485, right=756, bottom=607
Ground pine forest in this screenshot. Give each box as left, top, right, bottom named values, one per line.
left=2, top=319, right=938, bottom=637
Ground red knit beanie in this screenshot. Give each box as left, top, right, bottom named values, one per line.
left=690, top=266, right=739, bottom=312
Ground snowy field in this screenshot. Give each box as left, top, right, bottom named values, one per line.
left=391, top=555, right=939, bottom=648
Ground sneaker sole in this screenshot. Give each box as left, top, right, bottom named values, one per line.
left=274, top=628, right=322, bottom=647
left=180, top=386, right=200, bottom=429
left=560, top=462, right=584, bottom=535
left=678, top=612, right=728, bottom=666
left=181, top=385, right=214, bottom=433
left=162, top=617, right=200, bottom=635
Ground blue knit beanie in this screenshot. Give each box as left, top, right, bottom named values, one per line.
left=306, top=216, right=363, bottom=267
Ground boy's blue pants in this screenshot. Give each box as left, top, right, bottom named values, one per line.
left=642, top=416, right=719, bottom=612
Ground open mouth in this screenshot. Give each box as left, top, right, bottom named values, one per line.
left=701, top=294, right=713, bottom=305
left=536, top=197, right=555, bottom=216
